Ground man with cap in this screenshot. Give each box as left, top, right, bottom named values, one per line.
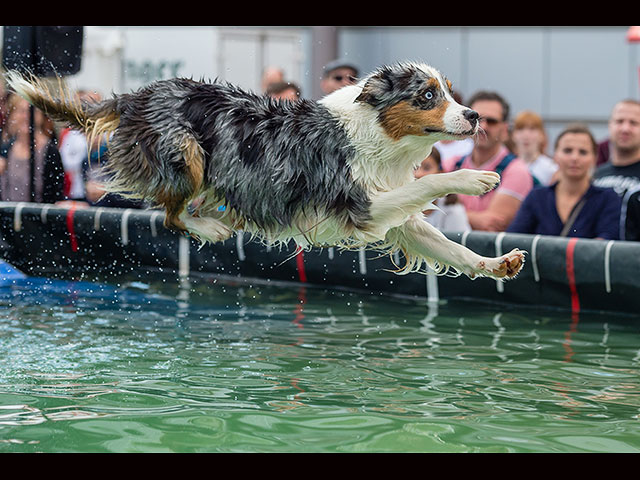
left=321, top=59, right=359, bottom=95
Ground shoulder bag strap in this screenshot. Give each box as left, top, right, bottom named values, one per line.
left=559, top=197, right=588, bottom=237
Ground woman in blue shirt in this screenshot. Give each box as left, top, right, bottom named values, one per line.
left=507, top=124, right=621, bottom=240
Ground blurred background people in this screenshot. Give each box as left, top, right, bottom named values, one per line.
left=261, top=66, right=285, bottom=93
left=0, top=80, right=9, bottom=136
left=442, top=91, right=533, bottom=232
left=508, top=124, right=620, bottom=239
left=58, top=89, right=102, bottom=202
left=593, top=99, right=640, bottom=241
left=0, top=94, right=64, bottom=203
left=265, top=81, right=301, bottom=101
left=511, top=110, right=557, bottom=186
left=320, top=59, right=359, bottom=95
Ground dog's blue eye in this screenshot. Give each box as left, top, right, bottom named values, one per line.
left=425, top=91, right=433, bottom=100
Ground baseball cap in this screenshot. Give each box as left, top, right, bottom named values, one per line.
left=323, top=59, right=359, bottom=77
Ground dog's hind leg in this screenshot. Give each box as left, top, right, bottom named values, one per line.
left=155, top=133, right=208, bottom=236
left=158, top=190, right=190, bottom=234
left=179, top=213, right=234, bottom=244
left=161, top=134, right=236, bottom=245
left=388, top=215, right=525, bottom=280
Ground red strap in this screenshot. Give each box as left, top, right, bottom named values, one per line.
left=59, top=127, right=71, bottom=145
left=565, top=238, right=579, bottom=314
left=63, top=172, right=72, bottom=198
left=295, top=247, right=307, bottom=283
left=66, top=205, right=78, bottom=252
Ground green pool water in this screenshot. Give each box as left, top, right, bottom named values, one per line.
left=0, top=274, right=639, bottom=453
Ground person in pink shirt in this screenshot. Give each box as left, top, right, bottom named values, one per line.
left=442, top=91, right=534, bottom=231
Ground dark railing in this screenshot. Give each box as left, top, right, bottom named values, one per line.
left=1, top=202, right=638, bottom=316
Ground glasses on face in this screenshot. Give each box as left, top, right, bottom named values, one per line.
left=479, top=116, right=502, bottom=126
left=331, top=75, right=357, bottom=83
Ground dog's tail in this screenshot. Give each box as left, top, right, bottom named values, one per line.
left=7, top=71, right=206, bottom=234
left=5, top=71, right=120, bottom=150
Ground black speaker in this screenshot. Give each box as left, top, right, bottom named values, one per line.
left=2, top=26, right=83, bottom=77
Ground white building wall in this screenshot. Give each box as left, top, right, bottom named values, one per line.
left=3, top=26, right=638, bottom=146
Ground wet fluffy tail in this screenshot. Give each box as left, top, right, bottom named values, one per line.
left=5, top=71, right=120, bottom=148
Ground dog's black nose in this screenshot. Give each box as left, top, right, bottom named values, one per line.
left=463, top=109, right=479, bottom=126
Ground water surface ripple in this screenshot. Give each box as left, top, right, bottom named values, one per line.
left=0, top=276, right=639, bottom=452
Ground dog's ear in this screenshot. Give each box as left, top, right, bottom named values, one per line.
left=355, top=66, right=418, bottom=109
left=354, top=70, right=394, bottom=108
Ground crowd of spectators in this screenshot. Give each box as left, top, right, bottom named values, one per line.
left=1, top=58, right=639, bottom=243
left=0, top=79, right=144, bottom=209
left=261, top=60, right=640, bottom=244
left=429, top=89, right=640, bottom=242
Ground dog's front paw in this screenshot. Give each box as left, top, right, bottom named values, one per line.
left=454, top=169, right=501, bottom=196
left=478, top=248, right=525, bottom=280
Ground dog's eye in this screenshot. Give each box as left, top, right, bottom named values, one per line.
left=425, top=91, right=433, bottom=100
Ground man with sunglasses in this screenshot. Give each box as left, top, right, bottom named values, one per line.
left=320, top=59, right=359, bottom=95
left=442, top=90, right=534, bottom=231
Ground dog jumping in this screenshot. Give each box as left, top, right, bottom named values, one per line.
left=6, top=62, right=525, bottom=280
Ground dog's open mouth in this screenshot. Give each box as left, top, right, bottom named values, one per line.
left=423, top=127, right=477, bottom=138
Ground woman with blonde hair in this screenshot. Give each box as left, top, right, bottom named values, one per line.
left=511, top=110, right=557, bottom=185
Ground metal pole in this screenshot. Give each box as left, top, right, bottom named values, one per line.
left=311, top=26, right=338, bottom=100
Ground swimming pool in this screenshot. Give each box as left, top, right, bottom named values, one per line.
left=1, top=272, right=639, bottom=453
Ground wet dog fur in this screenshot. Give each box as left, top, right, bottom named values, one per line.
left=6, top=62, right=525, bottom=280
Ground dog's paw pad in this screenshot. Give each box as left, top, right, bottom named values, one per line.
left=490, top=249, right=525, bottom=279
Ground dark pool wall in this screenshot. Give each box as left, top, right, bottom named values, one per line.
left=0, top=203, right=639, bottom=316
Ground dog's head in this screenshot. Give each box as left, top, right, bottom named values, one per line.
left=355, top=62, right=478, bottom=142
